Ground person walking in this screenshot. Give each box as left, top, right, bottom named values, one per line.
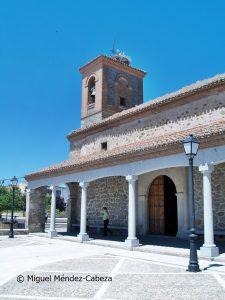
left=102, top=207, right=112, bottom=236
left=45, top=212, right=48, bottom=223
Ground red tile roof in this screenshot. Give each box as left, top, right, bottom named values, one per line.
left=25, top=118, right=225, bottom=180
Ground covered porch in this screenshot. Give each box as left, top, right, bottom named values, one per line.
left=25, top=144, right=225, bottom=258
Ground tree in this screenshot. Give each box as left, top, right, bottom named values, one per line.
left=0, top=186, right=11, bottom=214
left=0, top=186, right=25, bottom=215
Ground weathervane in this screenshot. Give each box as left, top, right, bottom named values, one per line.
left=111, top=39, right=116, bottom=56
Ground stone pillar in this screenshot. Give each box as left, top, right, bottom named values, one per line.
left=125, top=175, right=139, bottom=248
left=48, top=185, right=57, bottom=238
left=66, top=182, right=79, bottom=233
left=77, top=182, right=89, bottom=242
left=28, top=186, right=47, bottom=233
left=176, top=192, right=184, bottom=238
left=199, top=163, right=219, bottom=257
left=183, top=192, right=189, bottom=235
left=175, top=191, right=189, bottom=239
left=25, top=189, right=30, bottom=229
left=183, top=167, right=190, bottom=236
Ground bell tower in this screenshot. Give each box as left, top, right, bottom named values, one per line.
left=79, top=52, right=146, bottom=127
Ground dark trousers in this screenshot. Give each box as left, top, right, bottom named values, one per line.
left=103, top=219, right=112, bottom=236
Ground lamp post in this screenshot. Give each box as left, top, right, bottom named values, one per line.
left=8, top=176, right=18, bottom=238
left=182, top=134, right=200, bottom=272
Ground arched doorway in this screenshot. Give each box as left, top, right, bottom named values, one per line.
left=148, top=175, right=178, bottom=236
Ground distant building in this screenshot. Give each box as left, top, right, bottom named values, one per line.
left=18, top=182, right=27, bottom=194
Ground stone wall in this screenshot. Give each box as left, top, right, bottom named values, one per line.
left=28, top=186, right=47, bottom=233
left=70, top=89, right=225, bottom=159
left=194, top=163, right=225, bottom=233
left=69, top=176, right=128, bottom=228
left=104, top=66, right=141, bottom=107
left=81, top=111, right=103, bottom=128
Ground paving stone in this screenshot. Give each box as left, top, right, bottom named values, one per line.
left=34, top=257, right=119, bottom=272
left=104, top=273, right=225, bottom=299
left=118, top=259, right=186, bottom=274
left=0, top=271, right=104, bottom=298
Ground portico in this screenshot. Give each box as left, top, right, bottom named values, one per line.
left=26, top=143, right=225, bottom=256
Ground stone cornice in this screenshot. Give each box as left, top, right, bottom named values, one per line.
left=79, top=55, right=146, bottom=78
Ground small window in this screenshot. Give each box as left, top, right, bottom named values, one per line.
left=120, top=97, right=126, bottom=107
left=101, top=142, right=107, bottom=151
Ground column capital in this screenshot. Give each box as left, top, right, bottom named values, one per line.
left=126, top=175, right=138, bottom=182
left=79, top=181, right=89, bottom=189
left=49, top=185, right=57, bottom=192
left=199, top=163, right=214, bottom=174
left=175, top=192, right=183, bottom=197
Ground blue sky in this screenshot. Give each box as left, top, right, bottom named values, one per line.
left=1, top=0, right=225, bottom=182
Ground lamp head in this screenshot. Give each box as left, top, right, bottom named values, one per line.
left=11, top=176, right=18, bottom=187
left=182, top=134, right=200, bottom=159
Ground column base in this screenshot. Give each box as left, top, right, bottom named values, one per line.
left=77, top=233, right=89, bottom=242
left=176, top=229, right=188, bottom=239
left=125, top=238, right=139, bottom=248
left=200, top=245, right=219, bottom=258
left=48, top=230, right=57, bottom=238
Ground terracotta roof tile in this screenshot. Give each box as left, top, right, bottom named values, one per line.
left=25, top=118, right=225, bottom=180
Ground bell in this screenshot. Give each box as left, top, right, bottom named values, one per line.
left=91, top=87, right=95, bottom=96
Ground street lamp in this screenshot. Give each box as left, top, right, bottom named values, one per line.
left=182, top=134, right=200, bottom=272
left=8, top=176, right=18, bottom=238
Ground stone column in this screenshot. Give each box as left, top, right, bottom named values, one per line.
left=48, top=185, right=57, bottom=238
left=77, top=182, right=89, bottom=242
left=175, top=191, right=189, bottom=239
left=199, top=163, right=219, bottom=257
left=25, top=189, right=30, bottom=229
left=183, top=192, right=189, bottom=235
left=176, top=192, right=184, bottom=238
left=125, top=175, right=139, bottom=248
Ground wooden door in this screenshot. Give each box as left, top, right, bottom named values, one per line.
left=148, top=176, right=165, bottom=234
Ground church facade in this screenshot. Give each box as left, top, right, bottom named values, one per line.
left=25, top=53, right=225, bottom=257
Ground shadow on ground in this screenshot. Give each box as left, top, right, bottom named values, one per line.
left=58, top=230, right=225, bottom=255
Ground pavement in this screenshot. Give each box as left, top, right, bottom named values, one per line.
left=51, top=232, right=225, bottom=262
left=1, top=235, right=225, bottom=299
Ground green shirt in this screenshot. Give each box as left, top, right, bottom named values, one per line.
left=102, top=211, right=109, bottom=221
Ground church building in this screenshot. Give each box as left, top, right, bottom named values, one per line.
left=25, top=51, right=225, bottom=257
